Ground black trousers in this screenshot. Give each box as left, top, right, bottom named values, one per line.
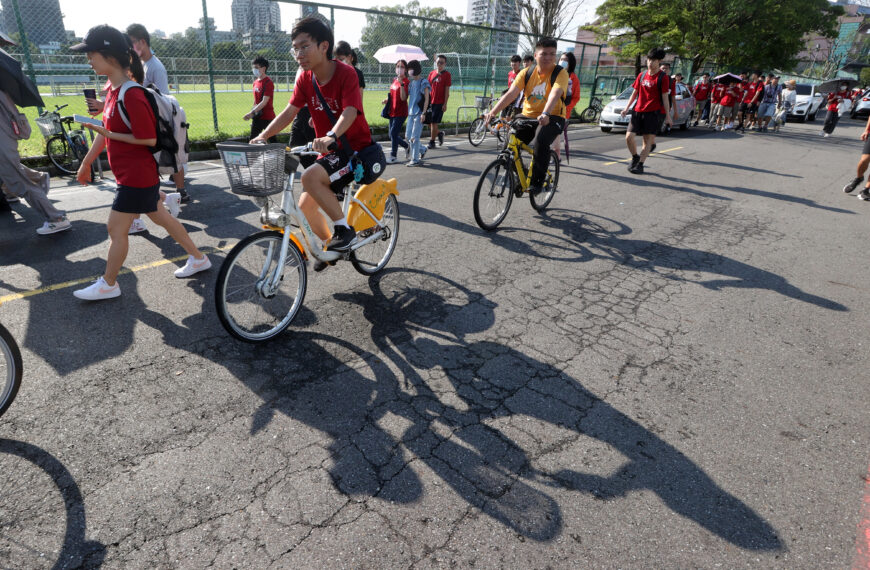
left=823, top=110, right=839, bottom=134
left=513, top=115, right=565, bottom=186
left=290, top=106, right=317, bottom=169
left=250, top=117, right=276, bottom=143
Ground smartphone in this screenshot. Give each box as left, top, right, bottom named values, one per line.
left=83, top=88, right=97, bottom=113
left=73, top=114, right=102, bottom=127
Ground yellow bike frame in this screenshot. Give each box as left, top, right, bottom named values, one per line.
left=505, top=133, right=537, bottom=191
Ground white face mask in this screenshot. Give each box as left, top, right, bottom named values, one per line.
left=252, top=68, right=260, bottom=79
left=559, top=60, right=568, bottom=69
left=408, top=70, right=415, bottom=78
left=841, top=85, right=848, bottom=91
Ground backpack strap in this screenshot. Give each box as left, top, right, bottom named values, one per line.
left=550, top=66, right=566, bottom=105
left=311, top=74, right=356, bottom=161
left=519, top=64, right=537, bottom=98
left=117, top=80, right=160, bottom=132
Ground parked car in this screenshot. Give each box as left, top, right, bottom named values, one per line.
left=599, top=82, right=696, bottom=133
left=851, top=88, right=870, bottom=119
left=788, top=84, right=825, bottom=122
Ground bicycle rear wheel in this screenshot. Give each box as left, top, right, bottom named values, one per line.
left=46, top=135, right=79, bottom=175
left=351, top=194, right=400, bottom=275
left=473, top=158, right=514, bottom=231
left=468, top=117, right=487, bottom=146
left=0, top=323, right=22, bottom=417
left=215, top=230, right=307, bottom=342
left=530, top=150, right=559, bottom=212
left=580, top=107, right=599, bottom=123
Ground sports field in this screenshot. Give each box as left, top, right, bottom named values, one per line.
left=20, top=86, right=592, bottom=158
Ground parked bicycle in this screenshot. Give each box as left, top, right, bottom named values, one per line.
left=468, top=114, right=511, bottom=148
left=0, top=322, right=22, bottom=418
left=472, top=117, right=560, bottom=231
left=35, top=104, right=91, bottom=176
left=214, top=143, right=400, bottom=343
left=579, top=96, right=603, bottom=123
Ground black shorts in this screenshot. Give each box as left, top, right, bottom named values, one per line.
left=429, top=103, right=445, bottom=124
left=739, top=102, right=758, bottom=114
left=628, top=111, right=662, bottom=136
left=112, top=184, right=160, bottom=214
left=862, top=135, right=870, bottom=156
left=315, top=152, right=354, bottom=195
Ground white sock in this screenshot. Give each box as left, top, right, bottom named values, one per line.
left=335, top=217, right=351, bottom=229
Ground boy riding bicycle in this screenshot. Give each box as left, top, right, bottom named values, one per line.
left=484, top=37, right=568, bottom=196
left=251, top=17, right=382, bottom=262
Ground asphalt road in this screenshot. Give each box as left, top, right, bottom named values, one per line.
left=1, top=117, right=869, bottom=568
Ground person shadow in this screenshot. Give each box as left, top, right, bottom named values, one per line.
left=313, top=267, right=784, bottom=549
left=0, top=439, right=106, bottom=568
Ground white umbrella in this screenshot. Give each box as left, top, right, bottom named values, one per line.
left=373, top=44, right=428, bottom=64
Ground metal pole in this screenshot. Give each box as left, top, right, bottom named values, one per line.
left=589, top=45, right=603, bottom=100
left=578, top=44, right=586, bottom=86
left=483, top=28, right=493, bottom=98
left=10, top=0, right=41, bottom=113
left=420, top=19, right=426, bottom=54
left=202, top=0, right=219, bottom=132
left=330, top=7, right=335, bottom=30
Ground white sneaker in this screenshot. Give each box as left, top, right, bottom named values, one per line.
left=73, top=277, right=120, bottom=301
left=128, top=218, right=147, bottom=234
left=823, top=133, right=830, bottom=138
left=36, top=218, right=71, bottom=235
left=174, top=254, right=211, bottom=278
left=164, top=192, right=182, bottom=218
left=386, top=156, right=398, bottom=164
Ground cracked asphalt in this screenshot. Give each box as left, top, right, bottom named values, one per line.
left=1, top=117, right=868, bottom=568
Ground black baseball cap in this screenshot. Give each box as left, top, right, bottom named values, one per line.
left=70, top=25, right=130, bottom=57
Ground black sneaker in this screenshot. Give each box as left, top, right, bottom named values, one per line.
left=844, top=177, right=863, bottom=194
left=858, top=188, right=870, bottom=201
left=178, top=190, right=191, bottom=204
left=629, top=154, right=640, bottom=171
left=427, top=140, right=436, bottom=149
left=327, top=225, right=357, bottom=251
left=651, top=144, right=657, bottom=153
left=630, top=162, right=644, bottom=175
left=437, top=132, right=444, bottom=146
left=313, top=259, right=335, bottom=272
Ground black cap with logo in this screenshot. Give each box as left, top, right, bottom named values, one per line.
left=70, top=25, right=130, bottom=59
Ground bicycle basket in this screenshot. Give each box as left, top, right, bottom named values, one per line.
left=217, top=143, right=286, bottom=197
left=475, top=96, right=492, bottom=110
left=35, top=114, right=62, bottom=138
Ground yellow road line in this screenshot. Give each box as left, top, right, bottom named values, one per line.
left=604, top=146, right=684, bottom=165
left=0, top=244, right=235, bottom=306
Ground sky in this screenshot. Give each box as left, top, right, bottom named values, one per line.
left=58, top=0, right=603, bottom=51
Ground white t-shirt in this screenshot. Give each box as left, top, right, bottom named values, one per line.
left=143, top=53, right=170, bottom=94
left=781, top=89, right=796, bottom=110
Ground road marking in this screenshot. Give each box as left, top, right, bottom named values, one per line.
left=603, top=146, right=684, bottom=165
left=0, top=244, right=235, bottom=306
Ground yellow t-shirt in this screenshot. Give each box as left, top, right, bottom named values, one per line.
left=512, top=66, right=569, bottom=118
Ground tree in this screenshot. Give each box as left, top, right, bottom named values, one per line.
left=859, top=66, right=870, bottom=86
left=212, top=42, right=247, bottom=61
left=510, top=0, right=585, bottom=45
left=586, top=0, right=683, bottom=75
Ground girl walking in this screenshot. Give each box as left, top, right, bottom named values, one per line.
left=383, top=59, right=410, bottom=163
left=404, top=60, right=430, bottom=167
left=70, top=25, right=210, bottom=301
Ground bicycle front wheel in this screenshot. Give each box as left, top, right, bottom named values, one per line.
left=530, top=150, right=560, bottom=212
left=46, top=135, right=79, bottom=175
left=473, top=158, right=514, bottom=231
left=351, top=194, right=400, bottom=275
left=580, top=107, right=599, bottom=123
left=215, top=230, right=308, bottom=342
left=0, top=323, right=22, bottom=417
left=468, top=117, right=487, bottom=146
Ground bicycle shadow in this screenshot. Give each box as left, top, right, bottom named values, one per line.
left=0, top=439, right=106, bottom=568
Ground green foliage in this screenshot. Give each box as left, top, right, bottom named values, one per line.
left=212, top=42, right=247, bottom=61
left=860, top=66, right=870, bottom=87
left=359, top=2, right=488, bottom=59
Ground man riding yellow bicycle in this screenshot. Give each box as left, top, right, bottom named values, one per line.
left=484, top=37, right=568, bottom=196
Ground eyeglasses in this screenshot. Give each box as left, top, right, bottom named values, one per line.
left=291, top=43, right=315, bottom=57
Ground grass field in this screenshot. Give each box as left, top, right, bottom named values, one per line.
left=19, top=86, right=594, bottom=158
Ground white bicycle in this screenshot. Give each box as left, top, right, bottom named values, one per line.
left=215, top=143, right=400, bottom=342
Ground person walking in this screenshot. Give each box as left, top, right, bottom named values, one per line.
left=244, top=56, right=276, bottom=142
left=822, top=82, right=852, bottom=138
left=709, top=79, right=725, bottom=128
left=552, top=51, right=580, bottom=160
left=335, top=41, right=365, bottom=93
left=70, top=25, right=210, bottom=301
left=692, top=73, right=711, bottom=125
left=774, top=80, right=796, bottom=133
left=0, top=88, right=70, bottom=234
left=384, top=59, right=409, bottom=164
left=757, top=75, right=781, bottom=132
left=842, top=108, right=870, bottom=200
left=716, top=80, right=739, bottom=131
left=619, top=48, right=672, bottom=174
left=427, top=54, right=451, bottom=148
left=405, top=59, right=430, bottom=167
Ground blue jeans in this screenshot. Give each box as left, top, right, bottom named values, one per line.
left=405, top=114, right=424, bottom=161
left=389, top=116, right=408, bottom=157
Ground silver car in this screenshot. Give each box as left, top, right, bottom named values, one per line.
left=851, top=88, right=870, bottom=119
left=599, top=83, right=696, bottom=133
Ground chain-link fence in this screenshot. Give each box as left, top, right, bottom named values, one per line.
left=6, top=0, right=606, bottom=158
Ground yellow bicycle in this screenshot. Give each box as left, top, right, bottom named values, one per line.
left=472, top=117, right=560, bottom=230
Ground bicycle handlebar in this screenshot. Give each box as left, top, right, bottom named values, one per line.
left=54, top=104, right=68, bottom=111
left=287, top=142, right=337, bottom=156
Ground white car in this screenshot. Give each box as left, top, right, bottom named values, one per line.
left=851, top=88, right=870, bottom=119
left=788, top=84, right=825, bottom=122
left=599, top=84, right=696, bottom=133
